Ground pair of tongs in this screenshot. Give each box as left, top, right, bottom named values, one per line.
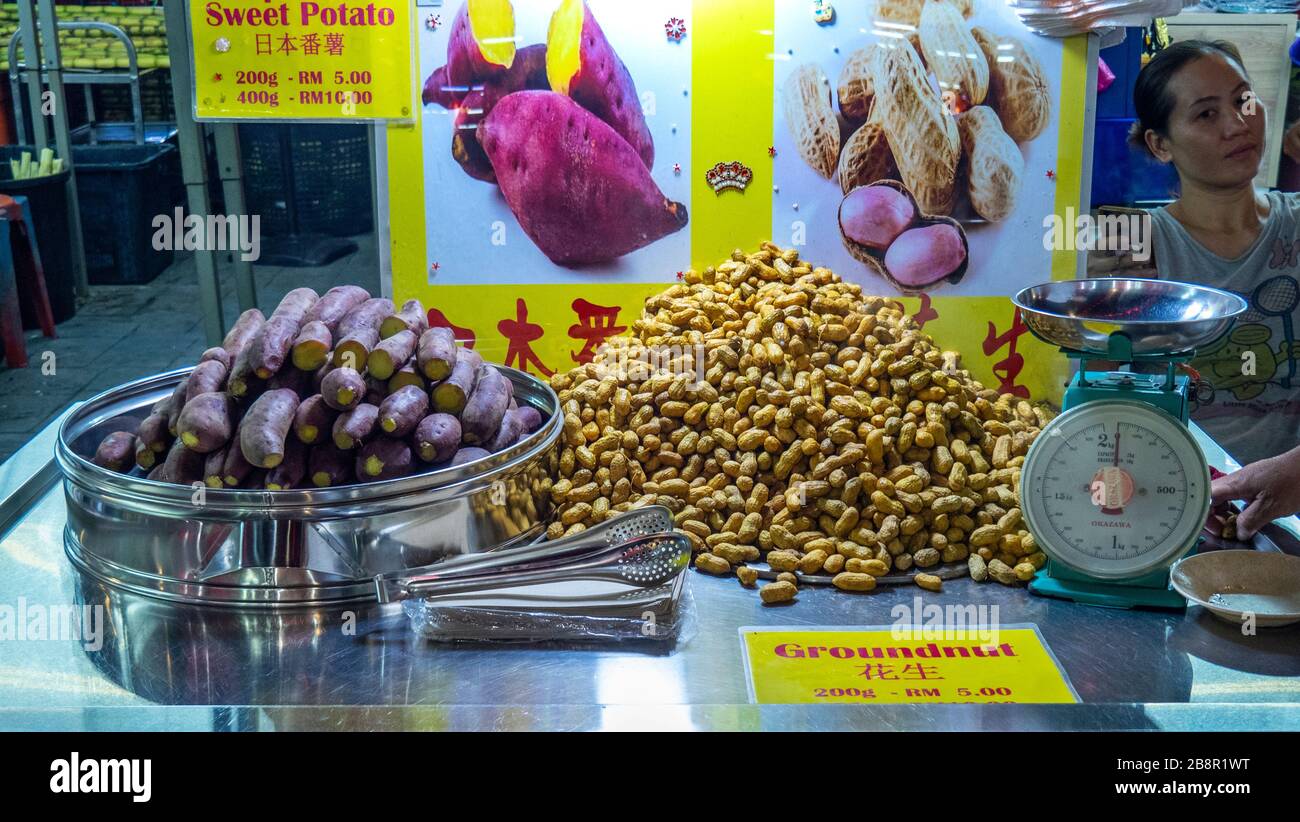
left=373, top=505, right=688, bottom=604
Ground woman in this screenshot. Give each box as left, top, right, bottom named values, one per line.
left=1127, top=39, right=1300, bottom=537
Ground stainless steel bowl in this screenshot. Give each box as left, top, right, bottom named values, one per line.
left=56, top=366, right=561, bottom=607
left=1012, top=278, right=1248, bottom=356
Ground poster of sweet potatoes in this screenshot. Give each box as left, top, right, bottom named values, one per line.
left=418, top=0, right=691, bottom=284
left=772, top=0, right=1065, bottom=296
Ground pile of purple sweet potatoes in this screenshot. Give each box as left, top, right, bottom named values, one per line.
left=89, top=286, right=545, bottom=490
left=422, top=0, right=687, bottom=266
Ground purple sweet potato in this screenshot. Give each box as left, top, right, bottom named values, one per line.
left=321, top=366, right=366, bottom=412
left=151, top=392, right=175, bottom=418
left=309, top=442, right=354, bottom=487
left=413, top=413, right=463, bottom=463
left=293, top=394, right=338, bottom=445
left=387, top=362, right=426, bottom=394
left=445, top=0, right=516, bottom=90
left=239, top=388, right=300, bottom=469
left=417, top=327, right=459, bottom=382
left=146, top=464, right=168, bottom=482
left=356, top=438, right=415, bottom=481
left=266, top=438, right=307, bottom=490
left=227, top=342, right=259, bottom=399
left=249, top=288, right=319, bottom=379
left=461, top=364, right=511, bottom=445
left=451, top=446, right=492, bottom=466
left=312, top=359, right=335, bottom=394
left=291, top=320, right=333, bottom=371
left=515, top=405, right=543, bottom=434
left=267, top=364, right=311, bottom=396
left=483, top=43, right=549, bottom=111
left=271, top=287, right=320, bottom=324
left=379, top=385, right=430, bottom=438
left=221, top=308, right=266, bottom=363
left=178, top=392, right=234, bottom=453
left=433, top=349, right=481, bottom=415
left=332, top=327, right=379, bottom=372
left=478, top=91, right=686, bottom=266
left=92, top=431, right=136, bottom=472
left=546, top=0, right=653, bottom=169
left=487, top=406, right=532, bottom=452
left=304, top=285, right=369, bottom=335
left=380, top=299, right=429, bottom=340
left=451, top=45, right=550, bottom=183
left=453, top=90, right=497, bottom=183
left=161, top=439, right=205, bottom=485
left=166, top=378, right=189, bottom=434
left=422, top=64, right=463, bottom=108
left=185, top=359, right=229, bottom=403
left=199, top=346, right=233, bottom=371
left=337, top=297, right=394, bottom=340
left=221, top=435, right=256, bottom=487
left=368, top=330, right=418, bottom=380
left=135, top=437, right=159, bottom=471
left=249, top=316, right=299, bottom=380
left=204, top=447, right=229, bottom=488
left=333, top=403, right=379, bottom=450
left=137, top=412, right=171, bottom=455
left=364, top=375, right=389, bottom=407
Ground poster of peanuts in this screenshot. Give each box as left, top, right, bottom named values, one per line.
left=417, top=0, right=692, bottom=285
left=387, top=0, right=1088, bottom=399
left=772, top=0, right=1063, bottom=296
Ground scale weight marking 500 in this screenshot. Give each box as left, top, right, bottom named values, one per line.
left=1012, top=279, right=1248, bottom=609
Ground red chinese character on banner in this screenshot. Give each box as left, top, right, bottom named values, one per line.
left=427, top=308, right=475, bottom=349
left=858, top=663, right=899, bottom=681
left=568, top=299, right=627, bottom=364
left=277, top=34, right=297, bottom=54
left=498, top=299, right=554, bottom=378
left=901, top=663, right=944, bottom=680
left=255, top=34, right=272, bottom=55
left=325, top=33, right=345, bottom=55
left=912, top=293, right=938, bottom=329
left=301, top=33, right=320, bottom=55
left=982, top=306, right=1031, bottom=399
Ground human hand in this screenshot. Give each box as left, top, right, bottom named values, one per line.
left=1210, top=445, right=1300, bottom=538
left=1285, top=120, right=1300, bottom=164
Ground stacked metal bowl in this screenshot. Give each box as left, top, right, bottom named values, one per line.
left=1007, top=0, right=1194, bottom=37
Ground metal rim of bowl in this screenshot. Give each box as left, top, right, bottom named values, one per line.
left=1011, top=279, right=1249, bottom=326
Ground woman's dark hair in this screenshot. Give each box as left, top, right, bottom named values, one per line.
left=1128, top=39, right=1249, bottom=155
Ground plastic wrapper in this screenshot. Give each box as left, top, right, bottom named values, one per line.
left=402, top=573, right=696, bottom=646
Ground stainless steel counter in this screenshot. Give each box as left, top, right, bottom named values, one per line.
left=1, top=408, right=1297, bottom=732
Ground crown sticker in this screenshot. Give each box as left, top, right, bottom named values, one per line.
left=705, top=161, right=753, bottom=194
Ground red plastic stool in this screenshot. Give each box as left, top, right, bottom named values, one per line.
left=0, top=193, right=57, bottom=368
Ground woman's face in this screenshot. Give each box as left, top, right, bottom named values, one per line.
left=1145, top=53, right=1266, bottom=189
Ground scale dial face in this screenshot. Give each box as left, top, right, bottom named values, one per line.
left=1021, top=400, right=1210, bottom=580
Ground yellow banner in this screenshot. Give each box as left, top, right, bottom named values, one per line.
left=388, top=0, right=1089, bottom=404
left=741, top=626, right=1079, bottom=705
left=191, top=0, right=415, bottom=120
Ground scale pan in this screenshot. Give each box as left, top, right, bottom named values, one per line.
left=1012, top=278, right=1247, bottom=356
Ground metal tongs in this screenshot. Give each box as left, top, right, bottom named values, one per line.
left=373, top=505, right=688, bottom=604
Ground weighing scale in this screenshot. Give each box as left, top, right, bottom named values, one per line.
left=1012, top=279, right=1248, bottom=610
